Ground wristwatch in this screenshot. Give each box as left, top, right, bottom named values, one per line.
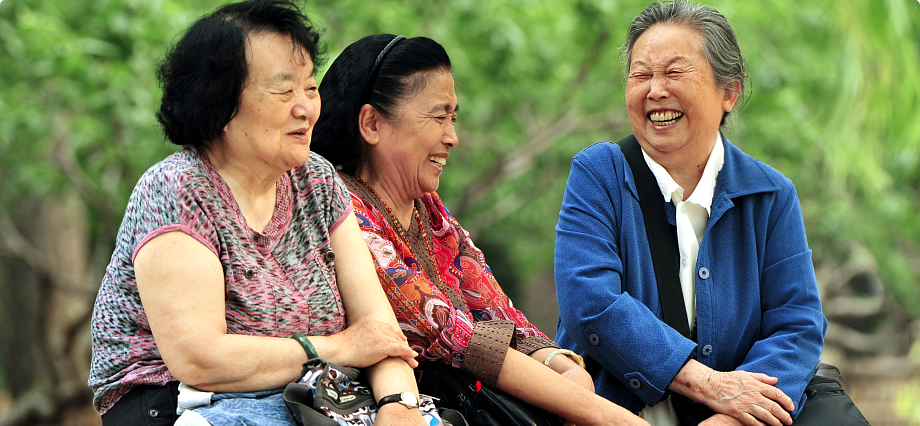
left=376, top=391, right=419, bottom=409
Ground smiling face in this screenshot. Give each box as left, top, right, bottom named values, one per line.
left=371, top=69, right=459, bottom=198
left=221, top=31, right=321, bottom=173
left=626, top=23, right=739, bottom=167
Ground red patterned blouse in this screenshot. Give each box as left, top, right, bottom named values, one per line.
left=344, top=175, right=557, bottom=386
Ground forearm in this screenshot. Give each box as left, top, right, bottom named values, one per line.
left=166, top=333, right=306, bottom=392
left=366, top=356, right=419, bottom=399
left=166, top=329, right=387, bottom=392
left=530, top=347, right=580, bottom=375
left=496, top=349, right=635, bottom=425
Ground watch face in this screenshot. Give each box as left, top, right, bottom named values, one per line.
left=400, top=392, right=418, bottom=407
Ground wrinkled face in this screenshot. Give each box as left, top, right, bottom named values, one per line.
left=374, top=70, right=459, bottom=197
left=626, top=24, right=738, bottom=165
left=222, top=31, right=320, bottom=172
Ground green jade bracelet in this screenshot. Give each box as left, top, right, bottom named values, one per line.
left=291, top=333, right=319, bottom=360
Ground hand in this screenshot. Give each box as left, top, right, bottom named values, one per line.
left=700, top=413, right=745, bottom=426
left=561, top=367, right=595, bottom=393
left=701, top=369, right=794, bottom=426
left=331, top=317, right=418, bottom=368
left=373, top=403, right=428, bottom=426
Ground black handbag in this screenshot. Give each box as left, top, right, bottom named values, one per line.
left=617, top=135, right=870, bottom=426
left=416, top=361, right=562, bottom=426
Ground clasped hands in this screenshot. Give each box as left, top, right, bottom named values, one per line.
left=677, top=360, right=795, bottom=426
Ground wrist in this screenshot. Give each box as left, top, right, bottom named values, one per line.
left=543, top=348, right=585, bottom=370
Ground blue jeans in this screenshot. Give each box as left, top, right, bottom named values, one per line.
left=185, top=388, right=296, bottom=425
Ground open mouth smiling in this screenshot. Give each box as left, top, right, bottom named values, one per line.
left=649, top=110, right=684, bottom=126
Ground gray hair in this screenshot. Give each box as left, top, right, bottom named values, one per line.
left=621, top=0, right=747, bottom=124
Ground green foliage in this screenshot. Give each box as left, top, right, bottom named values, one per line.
left=1, top=0, right=919, bottom=330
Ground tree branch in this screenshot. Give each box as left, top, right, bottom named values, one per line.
left=0, top=208, right=95, bottom=297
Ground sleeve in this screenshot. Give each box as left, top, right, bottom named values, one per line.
left=349, top=194, right=478, bottom=373
left=431, top=196, right=559, bottom=357
left=738, top=178, right=827, bottom=418
left=127, top=161, right=220, bottom=264
left=554, top=150, right=696, bottom=405
left=308, top=153, right=353, bottom=233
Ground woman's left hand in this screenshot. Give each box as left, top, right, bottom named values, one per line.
left=373, top=403, right=428, bottom=426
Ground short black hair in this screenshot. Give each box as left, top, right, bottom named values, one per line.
left=156, top=0, right=325, bottom=147
left=312, top=35, right=451, bottom=175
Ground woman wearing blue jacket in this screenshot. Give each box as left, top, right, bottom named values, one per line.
left=553, top=1, right=826, bottom=426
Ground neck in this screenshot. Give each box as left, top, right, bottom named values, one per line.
left=665, top=165, right=704, bottom=201
left=356, top=169, right=414, bottom=227
left=203, top=143, right=281, bottom=233
left=649, top=137, right=716, bottom=202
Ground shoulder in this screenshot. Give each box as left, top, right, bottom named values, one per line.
left=130, top=149, right=208, bottom=207
left=572, top=141, right=624, bottom=166
left=721, top=139, right=797, bottom=195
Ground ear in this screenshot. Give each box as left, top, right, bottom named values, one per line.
left=722, top=80, right=742, bottom=112
left=357, top=104, right=382, bottom=146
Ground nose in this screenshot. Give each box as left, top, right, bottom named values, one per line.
left=292, top=90, right=320, bottom=120
left=647, top=75, right=670, bottom=100
left=443, top=120, right=459, bottom=148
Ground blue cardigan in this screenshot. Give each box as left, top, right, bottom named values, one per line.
left=554, top=137, right=827, bottom=417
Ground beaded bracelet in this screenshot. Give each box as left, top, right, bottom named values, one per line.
left=291, top=333, right=319, bottom=360
left=543, top=348, right=585, bottom=369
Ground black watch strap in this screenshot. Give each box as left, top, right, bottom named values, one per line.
left=377, top=391, right=418, bottom=409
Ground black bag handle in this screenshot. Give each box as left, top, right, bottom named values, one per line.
left=617, top=135, right=691, bottom=339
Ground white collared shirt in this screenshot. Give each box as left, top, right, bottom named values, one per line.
left=637, top=133, right=725, bottom=426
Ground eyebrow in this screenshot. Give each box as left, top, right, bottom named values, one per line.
left=631, top=56, right=689, bottom=69
left=265, top=67, right=316, bottom=84
left=430, top=102, right=460, bottom=114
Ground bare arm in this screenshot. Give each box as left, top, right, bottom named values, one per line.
left=327, top=212, right=426, bottom=426
left=529, top=347, right=595, bottom=393
left=135, top=212, right=419, bottom=399
left=497, top=349, right=649, bottom=426
left=135, top=230, right=305, bottom=392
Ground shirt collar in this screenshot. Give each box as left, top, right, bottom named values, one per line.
left=640, top=132, right=725, bottom=215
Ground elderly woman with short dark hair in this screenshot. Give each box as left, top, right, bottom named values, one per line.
left=554, top=1, right=826, bottom=426
left=88, top=2, right=423, bottom=425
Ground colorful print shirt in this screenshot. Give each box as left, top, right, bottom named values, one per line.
left=344, top=176, right=557, bottom=386
left=88, top=148, right=351, bottom=414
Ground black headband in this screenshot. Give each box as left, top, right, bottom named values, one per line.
left=359, top=35, right=407, bottom=104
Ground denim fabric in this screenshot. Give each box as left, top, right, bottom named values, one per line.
left=189, top=389, right=295, bottom=425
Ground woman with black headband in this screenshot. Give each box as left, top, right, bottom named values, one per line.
left=312, top=34, right=648, bottom=426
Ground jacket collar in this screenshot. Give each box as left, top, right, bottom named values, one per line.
left=621, top=132, right=781, bottom=224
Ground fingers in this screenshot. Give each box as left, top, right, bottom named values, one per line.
left=748, top=372, right=778, bottom=385
left=385, top=342, right=419, bottom=368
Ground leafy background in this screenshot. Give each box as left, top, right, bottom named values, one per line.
left=1, top=0, right=919, bottom=424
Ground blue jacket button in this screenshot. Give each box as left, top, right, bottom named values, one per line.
left=588, top=333, right=600, bottom=346
left=701, top=344, right=713, bottom=356
left=698, top=267, right=710, bottom=280
left=629, top=378, right=642, bottom=389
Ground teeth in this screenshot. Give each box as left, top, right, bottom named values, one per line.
left=649, top=111, right=683, bottom=125
left=428, top=156, right=446, bottom=166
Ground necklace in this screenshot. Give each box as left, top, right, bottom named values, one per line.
left=352, top=176, right=442, bottom=284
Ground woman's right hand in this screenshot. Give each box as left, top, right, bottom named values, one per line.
left=328, top=316, right=418, bottom=368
